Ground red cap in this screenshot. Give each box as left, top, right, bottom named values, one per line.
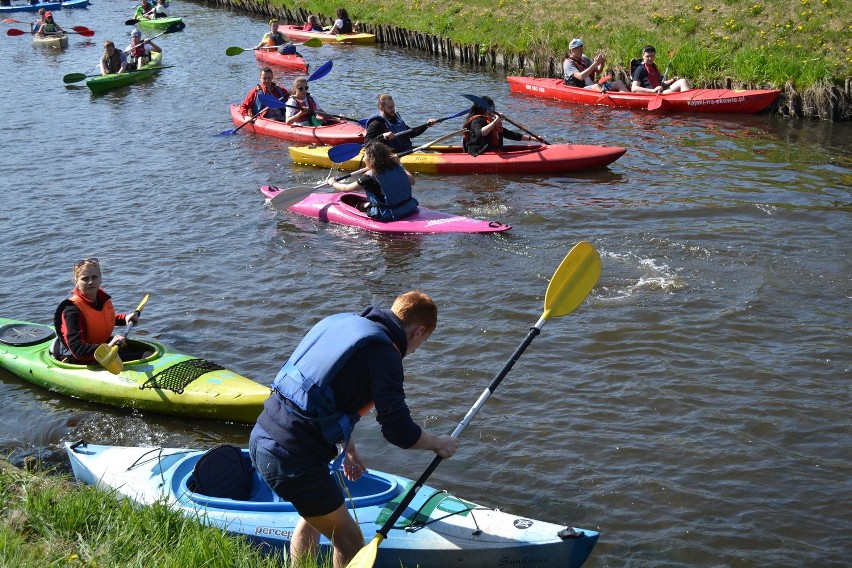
left=44, top=11, right=52, bottom=17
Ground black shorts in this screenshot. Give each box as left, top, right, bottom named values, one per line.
left=249, top=437, right=344, bottom=517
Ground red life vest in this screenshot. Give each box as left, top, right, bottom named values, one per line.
left=564, top=56, right=592, bottom=88
left=463, top=113, right=502, bottom=147
left=644, top=63, right=663, bottom=88
left=64, top=289, right=117, bottom=347
left=130, top=41, right=147, bottom=60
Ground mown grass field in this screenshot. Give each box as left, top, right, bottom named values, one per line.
left=285, top=0, right=850, bottom=89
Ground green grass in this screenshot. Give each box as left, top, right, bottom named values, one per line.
left=282, top=0, right=850, bottom=89
left=0, top=460, right=331, bottom=568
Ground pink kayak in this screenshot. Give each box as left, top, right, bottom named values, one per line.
left=260, top=187, right=511, bottom=234
left=507, top=76, right=781, bottom=114
left=229, top=105, right=366, bottom=145
left=253, top=49, right=308, bottom=73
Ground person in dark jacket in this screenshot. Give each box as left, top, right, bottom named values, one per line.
left=364, top=94, right=436, bottom=152
left=462, top=95, right=534, bottom=157
left=249, top=291, right=459, bottom=568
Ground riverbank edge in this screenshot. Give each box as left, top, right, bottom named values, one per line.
left=205, top=0, right=851, bottom=121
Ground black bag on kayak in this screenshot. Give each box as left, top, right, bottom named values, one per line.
left=630, top=58, right=642, bottom=79
left=189, top=444, right=253, bottom=500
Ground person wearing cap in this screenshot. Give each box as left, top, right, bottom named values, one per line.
left=563, top=38, right=629, bottom=92
left=462, top=95, right=535, bottom=157
left=125, top=28, right=161, bottom=71
left=631, top=45, right=691, bottom=94
left=35, top=11, right=64, bottom=37
left=100, top=40, right=128, bottom=75
left=239, top=67, right=289, bottom=122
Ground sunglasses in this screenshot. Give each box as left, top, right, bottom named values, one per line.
left=74, top=257, right=99, bottom=268
left=297, top=86, right=308, bottom=91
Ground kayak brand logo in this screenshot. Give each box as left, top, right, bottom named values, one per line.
left=512, top=518, right=534, bottom=529
left=524, top=84, right=546, bottom=93
left=497, top=554, right=548, bottom=565
left=687, top=96, right=746, bottom=107
left=254, top=526, right=293, bottom=539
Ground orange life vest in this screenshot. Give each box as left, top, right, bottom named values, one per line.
left=65, top=289, right=116, bottom=346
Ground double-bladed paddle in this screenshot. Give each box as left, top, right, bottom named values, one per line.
left=224, top=37, right=323, bottom=55
left=461, top=93, right=551, bottom=145
left=62, top=22, right=184, bottom=84
left=326, top=108, right=469, bottom=163
left=94, top=294, right=149, bottom=375
left=267, top=128, right=465, bottom=210
left=8, top=27, right=95, bottom=37
left=216, top=60, right=334, bottom=136
left=344, top=240, right=602, bottom=568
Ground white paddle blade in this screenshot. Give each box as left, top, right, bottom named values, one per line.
left=268, top=185, right=320, bottom=210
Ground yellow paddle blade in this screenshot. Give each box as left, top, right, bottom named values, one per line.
left=135, top=294, right=150, bottom=312
left=344, top=534, right=383, bottom=568
left=94, top=344, right=123, bottom=374
left=542, top=241, right=601, bottom=321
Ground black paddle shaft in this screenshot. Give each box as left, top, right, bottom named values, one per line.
left=375, top=325, right=542, bottom=539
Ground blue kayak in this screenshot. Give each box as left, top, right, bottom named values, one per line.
left=0, top=0, right=89, bottom=14
left=66, top=442, right=599, bottom=568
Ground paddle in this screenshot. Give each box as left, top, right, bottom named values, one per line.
left=94, top=294, right=149, bottom=374
left=224, top=38, right=322, bottom=55
left=268, top=128, right=465, bottom=210
left=648, top=49, right=678, bottom=111
left=216, top=61, right=334, bottom=136
left=461, top=94, right=551, bottom=145
left=62, top=22, right=183, bottom=84
left=345, top=240, right=602, bottom=568
left=256, top=92, right=365, bottom=125
left=2, top=18, right=24, bottom=23
left=327, top=109, right=469, bottom=163
left=9, top=28, right=95, bottom=37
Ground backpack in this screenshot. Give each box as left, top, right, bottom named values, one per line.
left=189, top=445, right=253, bottom=500
left=630, top=58, right=642, bottom=79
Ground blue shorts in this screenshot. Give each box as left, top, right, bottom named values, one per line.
left=249, top=436, right=344, bottom=517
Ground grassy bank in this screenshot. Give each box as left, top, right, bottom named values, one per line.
left=284, top=0, right=849, bottom=89
left=0, top=459, right=329, bottom=567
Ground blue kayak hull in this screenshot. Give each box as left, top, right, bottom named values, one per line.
left=0, top=0, right=89, bottom=14
left=66, top=442, right=598, bottom=567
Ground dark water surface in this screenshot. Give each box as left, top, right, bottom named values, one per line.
left=0, top=2, right=850, bottom=566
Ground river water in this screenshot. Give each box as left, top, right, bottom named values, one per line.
left=0, top=1, right=850, bottom=566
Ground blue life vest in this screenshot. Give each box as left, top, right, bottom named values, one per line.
left=272, top=313, right=394, bottom=445
left=367, top=114, right=412, bottom=152
left=368, top=166, right=418, bottom=221
left=253, top=84, right=287, bottom=119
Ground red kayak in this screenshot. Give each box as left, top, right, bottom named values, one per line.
left=254, top=49, right=308, bottom=73
left=228, top=105, right=365, bottom=145
left=289, top=143, right=627, bottom=174
left=507, top=76, right=780, bottom=114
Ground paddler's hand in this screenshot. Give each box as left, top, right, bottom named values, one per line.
left=127, top=311, right=140, bottom=325
left=426, top=118, right=437, bottom=127
left=383, top=131, right=396, bottom=140
left=343, top=444, right=367, bottom=481
left=108, top=335, right=126, bottom=347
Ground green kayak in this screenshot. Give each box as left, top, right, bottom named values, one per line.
left=0, top=318, right=270, bottom=422
left=136, top=17, right=185, bottom=31
left=86, top=51, right=166, bottom=94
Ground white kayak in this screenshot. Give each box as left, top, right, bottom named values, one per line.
left=66, top=442, right=599, bottom=567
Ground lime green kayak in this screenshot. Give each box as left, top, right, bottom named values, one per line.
left=0, top=318, right=270, bottom=422
left=136, top=17, right=184, bottom=31
left=86, top=51, right=165, bottom=94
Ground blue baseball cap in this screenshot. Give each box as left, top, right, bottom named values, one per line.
left=569, top=38, right=584, bottom=49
